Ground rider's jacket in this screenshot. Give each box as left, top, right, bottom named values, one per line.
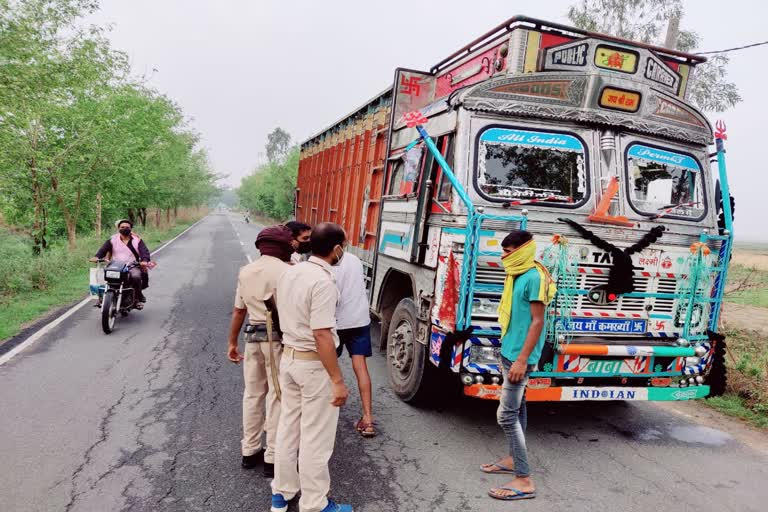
left=95, top=233, right=151, bottom=263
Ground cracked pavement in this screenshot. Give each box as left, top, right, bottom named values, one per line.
left=1, top=213, right=767, bottom=511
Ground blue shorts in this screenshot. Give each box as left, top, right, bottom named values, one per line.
left=336, top=325, right=373, bottom=358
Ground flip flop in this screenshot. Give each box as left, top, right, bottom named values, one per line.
left=488, top=486, right=536, bottom=501
left=480, top=462, right=515, bottom=474
left=355, top=419, right=377, bottom=438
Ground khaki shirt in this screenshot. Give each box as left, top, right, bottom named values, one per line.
left=276, top=256, right=339, bottom=351
left=234, top=255, right=291, bottom=324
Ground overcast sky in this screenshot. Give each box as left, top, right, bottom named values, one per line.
left=90, top=0, right=766, bottom=240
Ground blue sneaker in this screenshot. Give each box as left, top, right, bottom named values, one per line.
left=321, top=499, right=353, bottom=512
left=271, top=493, right=288, bottom=512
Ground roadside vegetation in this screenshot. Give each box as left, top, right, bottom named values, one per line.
left=237, top=128, right=298, bottom=221
left=0, top=0, right=219, bottom=341
left=713, top=250, right=768, bottom=428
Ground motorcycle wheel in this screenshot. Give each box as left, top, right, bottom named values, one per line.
left=102, top=290, right=117, bottom=334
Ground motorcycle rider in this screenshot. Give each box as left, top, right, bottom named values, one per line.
left=93, top=219, right=151, bottom=309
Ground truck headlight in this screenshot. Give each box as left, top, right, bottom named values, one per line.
left=469, top=346, right=500, bottom=366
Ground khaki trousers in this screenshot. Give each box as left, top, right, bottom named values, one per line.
left=271, top=357, right=339, bottom=512
left=242, top=340, right=282, bottom=462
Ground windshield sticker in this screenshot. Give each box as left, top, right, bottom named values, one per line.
left=627, top=144, right=699, bottom=172
left=480, top=128, right=584, bottom=152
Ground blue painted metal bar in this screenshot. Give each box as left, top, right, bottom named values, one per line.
left=707, top=134, right=734, bottom=330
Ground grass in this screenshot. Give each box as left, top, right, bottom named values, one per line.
left=725, top=264, right=768, bottom=308
left=0, top=218, right=200, bottom=342
left=705, top=327, right=768, bottom=429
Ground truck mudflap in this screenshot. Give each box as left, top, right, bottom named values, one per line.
left=463, top=384, right=710, bottom=401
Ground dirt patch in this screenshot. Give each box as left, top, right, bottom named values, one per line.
left=722, top=303, right=768, bottom=335
left=732, top=249, right=768, bottom=272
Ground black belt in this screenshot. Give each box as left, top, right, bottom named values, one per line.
left=244, top=323, right=280, bottom=342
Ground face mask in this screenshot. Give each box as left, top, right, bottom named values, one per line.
left=332, top=246, right=344, bottom=266
left=119, top=227, right=132, bottom=236
left=297, top=241, right=312, bottom=254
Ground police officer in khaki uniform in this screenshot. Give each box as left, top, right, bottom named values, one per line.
left=227, top=226, right=293, bottom=478
left=270, top=223, right=352, bottom=512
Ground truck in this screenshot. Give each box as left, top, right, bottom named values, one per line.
left=294, top=15, right=734, bottom=404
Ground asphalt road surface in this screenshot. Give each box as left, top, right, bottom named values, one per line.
left=1, top=212, right=767, bottom=512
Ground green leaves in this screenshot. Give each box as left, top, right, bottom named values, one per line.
left=237, top=130, right=298, bottom=221
left=0, top=0, right=218, bottom=249
left=567, top=0, right=742, bottom=112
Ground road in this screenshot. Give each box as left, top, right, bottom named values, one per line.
left=1, top=212, right=767, bottom=512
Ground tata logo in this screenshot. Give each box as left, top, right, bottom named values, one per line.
left=550, top=43, right=589, bottom=67
left=644, top=58, right=678, bottom=89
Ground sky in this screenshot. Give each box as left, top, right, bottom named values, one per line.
left=90, top=0, right=767, bottom=240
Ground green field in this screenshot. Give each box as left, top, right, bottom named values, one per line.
left=725, top=264, right=768, bottom=308
left=0, top=221, right=197, bottom=342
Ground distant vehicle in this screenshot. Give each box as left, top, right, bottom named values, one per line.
left=295, top=16, right=733, bottom=404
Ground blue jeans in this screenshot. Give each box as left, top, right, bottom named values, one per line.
left=497, top=357, right=533, bottom=477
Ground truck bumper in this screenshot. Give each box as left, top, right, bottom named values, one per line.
left=463, top=384, right=710, bottom=401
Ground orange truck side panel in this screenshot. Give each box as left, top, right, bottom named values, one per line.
left=298, top=104, right=391, bottom=250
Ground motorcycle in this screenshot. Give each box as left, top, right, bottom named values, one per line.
left=244, top=215, right=250, bottom=224
left=94, top=259, right=141, bottom=334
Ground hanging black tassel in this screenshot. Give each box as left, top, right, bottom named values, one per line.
left=559, top=218, right=665, bottom=294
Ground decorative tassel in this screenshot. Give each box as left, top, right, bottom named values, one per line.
left=558, top=218, right=665, bottom=294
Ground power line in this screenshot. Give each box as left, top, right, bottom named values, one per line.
left=696, top=40, right=768, bottom=55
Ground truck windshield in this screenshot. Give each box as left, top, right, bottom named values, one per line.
left=625, top=143, right=705, bottom=220
left=476, top=127, right=588, bottom=206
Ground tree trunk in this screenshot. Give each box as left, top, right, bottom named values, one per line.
left=139, top=208, right=147, bottom=227
left=166, top=209, right=170, bottom=226
left=664, top=13, right=681, bottom=50
left=29, top=124, right=43, bottom=254
left=155, top=208, right=161, bottom=228
left=49, top=174, right=77, bottom=250
left=95, top=192, right=103, bottom=239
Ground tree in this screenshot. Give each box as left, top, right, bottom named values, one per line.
left=0, top=0, right=219, bottom=251
left=567, top=0, right=741, bottom=112
left=265, top=127, right=291, bottom=163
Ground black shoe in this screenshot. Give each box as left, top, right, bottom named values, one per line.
left=241, top=450, right=264, bottom=469
left=263, top=462, right=274, bottom=478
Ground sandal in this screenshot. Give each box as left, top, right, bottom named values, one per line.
left=488, top=486, right=536, bottom=501
left=480, top=461, right=515, bottom=474
left=355, top=419, right=377, bottom=438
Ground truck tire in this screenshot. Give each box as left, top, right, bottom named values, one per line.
left=386, top=298, right=433, bottom=403
left=705, top=339, right=728, bottom=398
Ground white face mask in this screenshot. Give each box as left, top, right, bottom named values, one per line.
left=332, top=246, right=344, bottom=266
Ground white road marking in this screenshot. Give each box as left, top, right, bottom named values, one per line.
left=0, top=217, right=206, bottom=367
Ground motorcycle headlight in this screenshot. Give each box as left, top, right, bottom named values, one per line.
left=468, top=346, right=500, bottom=366
left=105, top=270, right=121, bottom=279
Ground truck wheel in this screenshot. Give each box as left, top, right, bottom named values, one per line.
left=706, top=339, right=728, bottom=398
left=387, top=298, right=433, bottom=403
left=101, top=290, right=117, bottom=334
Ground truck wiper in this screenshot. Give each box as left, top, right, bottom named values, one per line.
left=652, top=201, right=699, bottom=219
